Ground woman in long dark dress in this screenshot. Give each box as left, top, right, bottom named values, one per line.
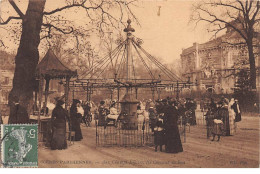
left=51, top=100, right=69, bottom=150
left=70, top=99, right=83, bottom=141
left=164, top=101, right=183, bottom=153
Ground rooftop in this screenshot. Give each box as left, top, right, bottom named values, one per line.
left=36, top=49, right=77, bottom=79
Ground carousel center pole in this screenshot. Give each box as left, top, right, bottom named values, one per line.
left=124, top=19, right=135, bottom=93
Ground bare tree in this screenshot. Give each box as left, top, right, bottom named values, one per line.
left=0, top=0, right=138, bottom=123
left=190, top=0, right=260, bottom=90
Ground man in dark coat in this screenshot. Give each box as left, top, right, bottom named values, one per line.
left=164, top=100, right=183, bottom=153
left=70, top=99, right=83, bottom=141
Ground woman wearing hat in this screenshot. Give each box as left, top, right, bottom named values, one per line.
left=164, top=100, right=183, bottom=153
left=98, top=100, right=109, bottom=126
left=51, top=99, right=69, bottom=150
left=70, top=99, right=83, bottom=141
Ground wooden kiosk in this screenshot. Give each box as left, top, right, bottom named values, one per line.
left=34, top=49, right=77, bottom=142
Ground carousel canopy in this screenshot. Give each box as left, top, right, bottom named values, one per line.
left=36, top=49, right=77, bottom=79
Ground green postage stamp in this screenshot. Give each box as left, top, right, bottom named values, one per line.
left=1, top=124, right=38, bottom=167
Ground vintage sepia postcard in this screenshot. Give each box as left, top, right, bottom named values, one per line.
left=0, top=0, right=259, bottom=168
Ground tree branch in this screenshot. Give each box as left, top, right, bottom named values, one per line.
left=221, top=41, right=246, bottom=46
left=42, top=23, right=74, bottom=35
left=236, top=0, right=246, bottom=12
left=0, top=16, right=22, bottom=25
left=0, top=40, right=6, bottom=48
left=8, top=0, right=24, bottom=18
left=247, top=0, right=253, bottom=13
left=251, top=1, right=260, bottom=22
left=208, top=0, right=243, bottom=12
left=43, top=0, right=92, bottom=15
left=195, top=5, right=248, bottom=41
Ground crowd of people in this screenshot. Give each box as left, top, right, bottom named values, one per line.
left=205, top=96, right=241, bottom=141
left=48, top=95, right=242, bottom=152
left=143, top=97, right=197, bottom=128
left=50, top=98, right=87, bottom=150
left=50, top=98, right=119, bottom=150
left=141, top=97, right=198, bottom=153
left=150, top=98, right=184, bottom=153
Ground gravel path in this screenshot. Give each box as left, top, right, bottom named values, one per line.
left=38, top=115, right=259, bottom=168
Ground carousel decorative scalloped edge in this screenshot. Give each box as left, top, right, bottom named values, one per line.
left=1, top=124, right=38, bottom=168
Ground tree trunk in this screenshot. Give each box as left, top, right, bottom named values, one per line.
left=8, top=0, right=46, bottom=124
left=247, top=38, right=256, bottom=90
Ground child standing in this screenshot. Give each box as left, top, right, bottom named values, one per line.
left=154, top=119, right=165, bottom=152
left=211, top=119, right=224, bottom=141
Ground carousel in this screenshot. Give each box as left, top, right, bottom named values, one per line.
left=67, top=20, right=196, bottom=146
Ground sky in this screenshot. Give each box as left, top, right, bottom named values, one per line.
left=132, top=0, right=211, bottom=63
left=0, top=0, right=213, bottom=65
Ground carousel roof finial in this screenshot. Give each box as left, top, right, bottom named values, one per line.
left=124, top=19, right=135, bottom=33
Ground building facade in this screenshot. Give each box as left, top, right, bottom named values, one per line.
left=180, top=23, right=259, bottom=94
left=0, top=51, right=15, bottom=104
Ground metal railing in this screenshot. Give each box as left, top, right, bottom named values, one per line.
left=95, top=119, right=188, bottom=147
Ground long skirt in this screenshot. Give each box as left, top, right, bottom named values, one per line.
left=218, top=108, right=230, bottom=136
left=165, top=125, right=183, bottom=153
left=229, top=110, right=236, bottom=135
left=212, top=120, right=224, bottom=136
left=71, top=118, right=83, bottom=141
left=137, top=114, right=145, bottom=130
left=51, top=120, right=67, bottom=150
